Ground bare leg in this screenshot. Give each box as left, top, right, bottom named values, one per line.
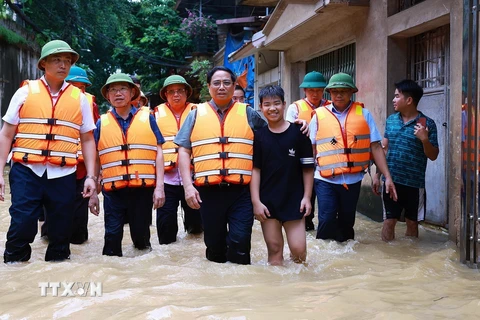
left=405, top=218, right=419, bottom=237
left=382, top=219, right=397, bottom=242
left=283, top=218, right=306, bottom=263
left=261, top=219, right=284, bottom=265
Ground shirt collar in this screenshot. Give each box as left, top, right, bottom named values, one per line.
left=330, top=101, right=353, bottom=114
left=40, top=76, right=69, bottom=95
left=209, top=99, right=234, bottom=114
left=111, top=106, right=137, bottom=120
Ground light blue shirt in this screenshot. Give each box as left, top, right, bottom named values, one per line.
left=309, top=102, right=382, bottom=184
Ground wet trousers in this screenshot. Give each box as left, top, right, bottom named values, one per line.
left=315, top=179, right=361, bottom=242
left=102, top=187, right=153, bottom=256
left=4, top=163, right=76, bottom=262
left=156, top=183, right=202, bottom=244
left=197, top=184, right=254, bottom=265
left=41, top=176, right=89, bottom=244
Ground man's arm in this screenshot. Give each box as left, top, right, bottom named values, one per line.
left=414, top=124, right=439, bottom=160
left=0, top=123, right=18, bottom=201
left=153, top=145, right=165, bottom=209
left=80, top=131, right=97, bottom=198
left=371, top=142, right=397, bottom=201
left=178, top=146, right=202, bottom=209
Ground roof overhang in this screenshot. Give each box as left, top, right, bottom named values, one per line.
left=261, top=0, right=369, bottom=51
left=228, top=30, right=269, bottom=62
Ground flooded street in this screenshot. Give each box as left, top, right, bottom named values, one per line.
left=1, top=176, right=479, bottom=319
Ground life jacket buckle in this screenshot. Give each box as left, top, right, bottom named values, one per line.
left=219, top=152, right=228, bottom=159
left=219, top=137, right=228, bottom=144
left=120, top=144, right=130, bottom=151
left=47, top=118, right=57, bottom=125
left=121, top=159, right=130, bottom=166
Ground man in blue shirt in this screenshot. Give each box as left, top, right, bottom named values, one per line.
left=89, top=73, right=165, bottom=256
left=309, top=73, right=397, bottom=242
left=373, top=80, right=439, bottom=241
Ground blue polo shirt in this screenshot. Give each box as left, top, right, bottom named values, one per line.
left=94, top=107, right=165, bottom=146
left=384, top=111, right=438, bottom=188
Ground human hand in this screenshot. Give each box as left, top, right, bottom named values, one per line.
left=414, top=123, right=429, bottom=142
left=294, top=119, right=310, bottom=135
left=384, top=177, right=398, bottom=201
left=300, top=197, right=312, bottom=217
left=88, top=193, right=100, bottom=216
left=0, top=176, right=5, bottom=201
left=82, top=177, right=96, bottom=198
left=371, top=174, right=382, bottom=196
left=153, top=186, right=166, bottom=209
left=253, top=201, right=270, bottom=222
left=184, top=184, right=202, bottom=209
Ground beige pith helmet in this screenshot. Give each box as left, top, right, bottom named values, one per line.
left=101, top=73, right=141, bottom=101
left=38, top=40, right=79, bottom=71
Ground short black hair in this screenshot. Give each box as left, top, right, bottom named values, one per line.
left=206, top=66, right=236, bottom=84
left=395, top=79, right=423, bottom=106
left=234, top=85, right=245, bottom=94
left=259, top=85, right=285, bottom=104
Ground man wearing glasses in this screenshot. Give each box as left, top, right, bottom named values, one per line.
left=153, top=75, right=203, bottom=245
left=175, top=66, right=308, bottom=265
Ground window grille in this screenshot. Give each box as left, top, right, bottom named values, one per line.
left=409, top=25, right=449, bottom=89
left=396, top=0, right=426, bottom=13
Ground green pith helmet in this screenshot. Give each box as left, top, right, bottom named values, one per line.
left=37, top=40, right=79, bottom=71
left=299, top=71, right=327, bottom=88
left=160, top=75, right=193, bottom=101
left=325, top=73, right=358, bottom=93
left=65, top=66, right=92, bottom=86
left=101, top=73, right=140, bottom=101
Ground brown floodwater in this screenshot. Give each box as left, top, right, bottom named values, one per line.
left=1, top=176, right=479, bottom=319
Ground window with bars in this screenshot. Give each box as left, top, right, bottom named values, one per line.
left=306, top=43, right=356, bottom=99
left=408, top=25, right=449, bottom=89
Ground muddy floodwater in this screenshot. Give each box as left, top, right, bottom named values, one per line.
left=0, top=176, right=479, bottom=319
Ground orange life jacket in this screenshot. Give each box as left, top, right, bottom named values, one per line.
left=98, top=108, right=157, bottom=191
left=154, top=102, right=194, bottom=172
left=12, top=80, right=82, bottom=167
left=294, top=99, right=331, bottom=124
left=77, top=92, right=96, bottom=163
left=190, top=102, right=253, bottom=186
left=314, top=102, right=371, bottom=178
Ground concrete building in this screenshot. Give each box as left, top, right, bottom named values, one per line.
left=230, top=0, right=463, bottom=243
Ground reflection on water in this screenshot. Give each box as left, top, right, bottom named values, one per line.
left=0, top=177, right=480, bottom=319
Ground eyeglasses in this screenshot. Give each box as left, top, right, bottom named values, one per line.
left=107, top=87, right=130, bottom=94
left=166, top=89, right=186, bottom=96
left=210, top=80, right=233, bottom=88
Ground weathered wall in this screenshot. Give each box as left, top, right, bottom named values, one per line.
left=0, top=19, right=40, bottom=123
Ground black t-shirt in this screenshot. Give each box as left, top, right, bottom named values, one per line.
left=253, top=123, right=314, bottom=222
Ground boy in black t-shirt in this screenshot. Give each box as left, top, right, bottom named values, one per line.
left=250, top=85, right=315, bottom=265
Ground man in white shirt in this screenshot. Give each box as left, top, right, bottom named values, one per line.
left=0, top=40, right=97, bottom=263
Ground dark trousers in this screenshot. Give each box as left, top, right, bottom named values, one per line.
left=41, top=177, right=89, bottom=244
left=197, top=184, right=254, bottom=265
left=102, top=187, right=154, bottom=257
left=156, top=184, right=202, bottom=244
left=314, top=179, right=361, bottom=242
left=4, top=163, right=76, bottom=262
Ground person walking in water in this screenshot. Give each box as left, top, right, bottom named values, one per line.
left=251, top=85, right=314, bottom=265
left=0, top=40, right=97, bottom=262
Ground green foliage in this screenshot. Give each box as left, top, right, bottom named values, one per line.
left=16, top=0, right=191, bottom=101
left=0, top=25, right=28, bottom=46
left=113, top=0, right=192, bottom=93
left=186, top=59, right=212, bottom=101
